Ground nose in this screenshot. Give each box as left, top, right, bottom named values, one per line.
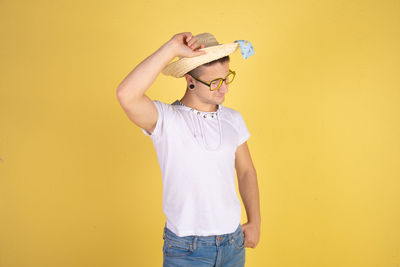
left=218, top=81, right=228, bottom=93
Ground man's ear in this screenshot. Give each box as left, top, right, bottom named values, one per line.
left=184, top=73, right=193, bottom=84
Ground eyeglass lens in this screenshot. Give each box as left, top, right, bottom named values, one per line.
left=210, top=72, right=235, bottom=90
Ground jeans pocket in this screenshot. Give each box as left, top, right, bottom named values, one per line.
left=163, top=237, right=194, bottom=257
left=232, top=230, right=245, bottom=250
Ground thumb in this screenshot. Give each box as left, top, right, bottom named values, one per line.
left=193, top=50, right=207, bottom=56
left=186, top=49, right=206, bottom=58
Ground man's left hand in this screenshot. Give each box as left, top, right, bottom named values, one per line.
left=241, top=222, right=260, bottom=248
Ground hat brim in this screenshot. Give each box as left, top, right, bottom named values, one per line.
left=161, top=42, right=239, bottom=78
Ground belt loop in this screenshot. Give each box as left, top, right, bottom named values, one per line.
left=163, top=222, right=166, bottom=240
left=193, top=236, right=198, bottom=251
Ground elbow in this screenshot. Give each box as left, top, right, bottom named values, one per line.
left=116, top=86, right=127, bottom=101
left=116, top=88, right=127, bottom=106
left=116, top=87, right=139, bottom=107
left=237, top=168, right=257, bottom=181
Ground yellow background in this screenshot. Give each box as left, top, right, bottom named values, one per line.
left=1, top=0, right=399, bottom=266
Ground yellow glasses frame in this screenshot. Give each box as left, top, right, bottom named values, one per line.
left=190, top=69, right=236, bottom=91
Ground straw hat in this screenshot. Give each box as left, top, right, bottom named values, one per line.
left=161, top=33, right=241, bottom=78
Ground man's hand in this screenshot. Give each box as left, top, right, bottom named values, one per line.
left=167, top=32, right=206, bottom=59
left=242, top=221, right=260, bottom=248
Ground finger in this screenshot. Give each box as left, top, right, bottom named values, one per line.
left=188, top=38, right=198, bottom=49
left=187, top=37, right=195, bottom=46
left=192, top=47, right=206, bottom=55
left=189, top=37, right=202, bottom=49
left=180, top=32, right=191, bottom=42
left=193, top=42, right=203, bottom=50
left=185, top=33, right=192, bottom=44
left=246, top=241, right=254, bottom=248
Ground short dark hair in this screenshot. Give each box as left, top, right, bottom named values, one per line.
left=187, top=55, right=230, bottom=78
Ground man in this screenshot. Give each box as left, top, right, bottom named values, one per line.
left=116, top=32, right=260, bottom=266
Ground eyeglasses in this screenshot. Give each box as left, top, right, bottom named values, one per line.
left=190, top=69, right=236, bottom=91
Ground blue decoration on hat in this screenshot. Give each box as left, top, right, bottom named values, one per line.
left=234, top=40, right=255, bottom=59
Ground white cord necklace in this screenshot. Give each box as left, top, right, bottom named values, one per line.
left=175, top=100, right=222, bottom=151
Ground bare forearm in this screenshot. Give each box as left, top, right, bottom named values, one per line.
left=238, top=172, right=261, bottom=225
left=116, top=41, right=176, bottom=101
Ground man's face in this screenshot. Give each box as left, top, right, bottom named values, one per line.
left=191, top=61, right=230, bottom=105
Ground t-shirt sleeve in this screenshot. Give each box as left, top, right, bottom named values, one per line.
left=236, top=111, right=251, bottom=147
left=140, top=100, right=172, bottom=139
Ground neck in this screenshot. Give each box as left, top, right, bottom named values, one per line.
left=180, top=96, right=219, bottom=112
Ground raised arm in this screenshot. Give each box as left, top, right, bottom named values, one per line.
left=116, top=32, right=205, bottom=134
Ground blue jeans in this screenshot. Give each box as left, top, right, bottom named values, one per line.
left=162, top=223, right=245, bottom=267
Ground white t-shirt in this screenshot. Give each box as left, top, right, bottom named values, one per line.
left=140, top=99, right=251, bottom=237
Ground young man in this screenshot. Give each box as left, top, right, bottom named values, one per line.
left=116, top=32, right=260, bottom=266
